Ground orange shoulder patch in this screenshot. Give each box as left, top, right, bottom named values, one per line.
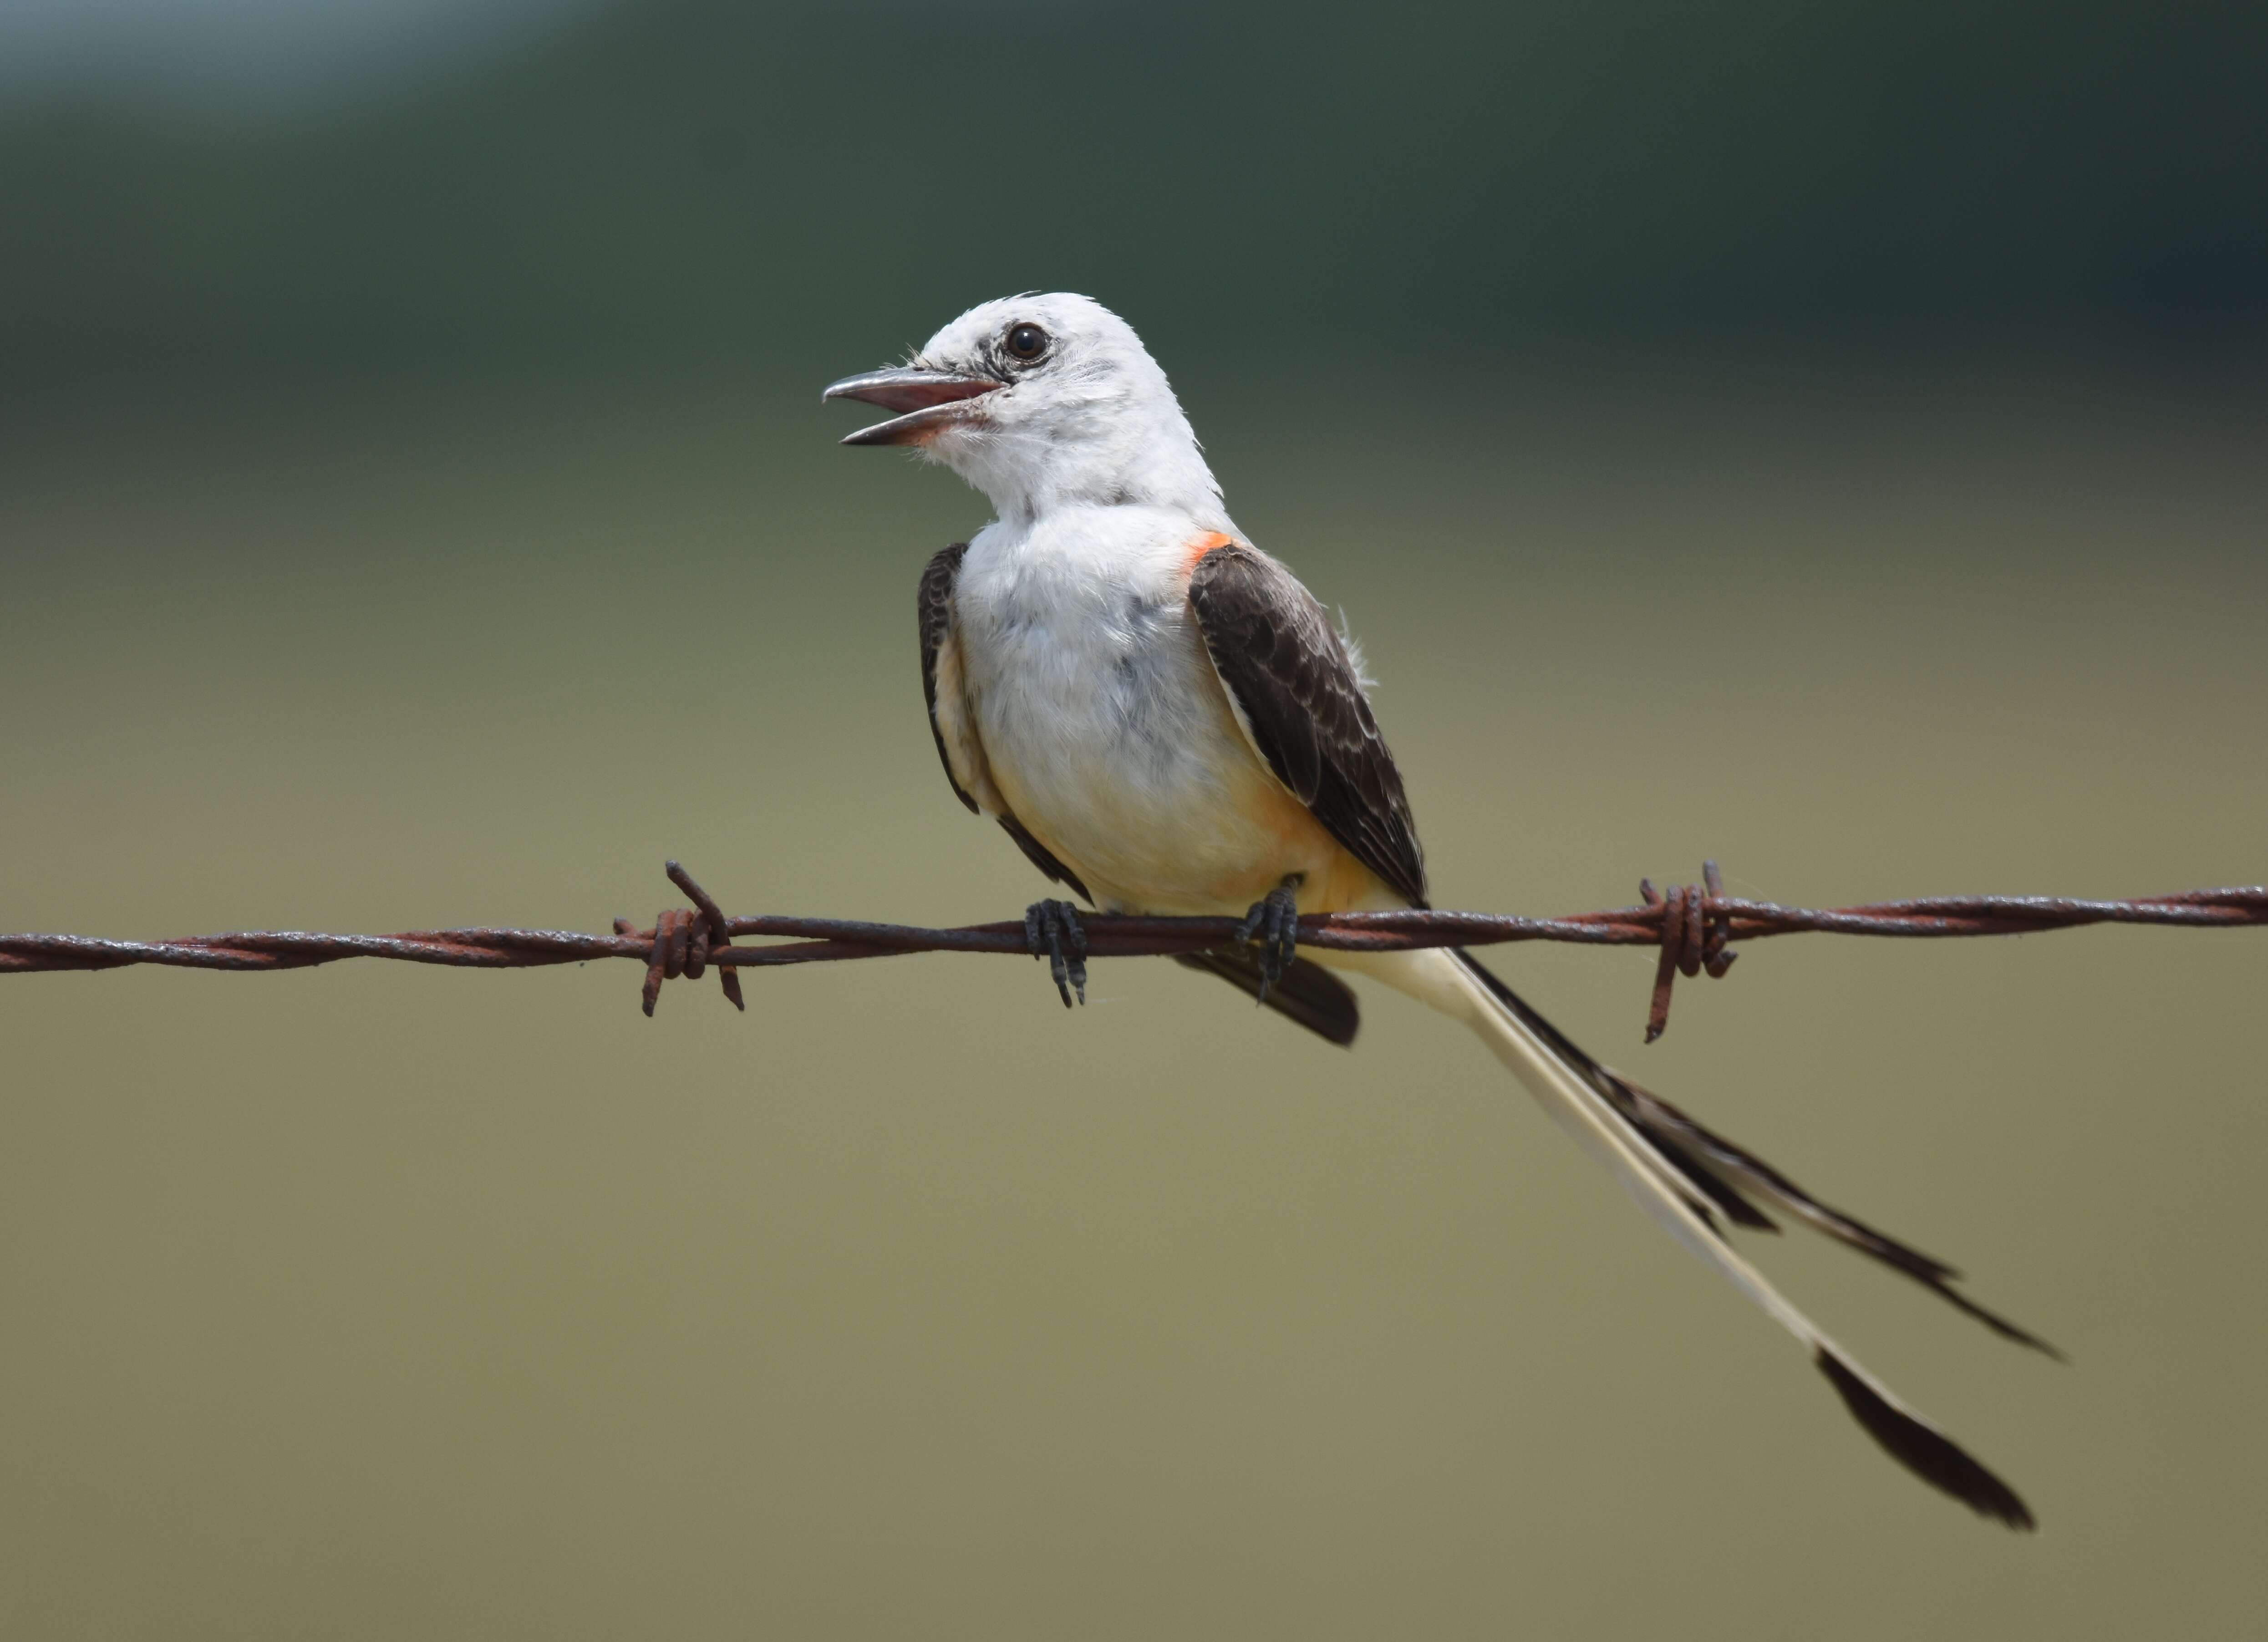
left=1180, top=530, right=1237, bottom=580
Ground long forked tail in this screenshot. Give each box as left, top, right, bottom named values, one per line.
left=1376, top=943, right=2041, bottom=1530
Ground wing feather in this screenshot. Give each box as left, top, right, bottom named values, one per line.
left=1176, top=950, right=1361, bottom=1047
left=918, top=543, right=984, bottom=815
left=1186, top=545, right=1428, bottom=908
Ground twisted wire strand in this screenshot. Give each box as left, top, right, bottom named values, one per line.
left=4, top=861, right=2262, bottom=1038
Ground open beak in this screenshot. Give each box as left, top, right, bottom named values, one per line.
left=822, top=366, right=1002, bottom=446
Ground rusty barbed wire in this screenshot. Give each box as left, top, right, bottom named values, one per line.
left=5, top=860, right=2263, bottom=1039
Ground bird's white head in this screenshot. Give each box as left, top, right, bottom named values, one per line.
left=824, top=293, right=1222, bottom=525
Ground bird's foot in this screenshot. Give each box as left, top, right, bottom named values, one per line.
left=1024, top=899, right=1088, bottom=1008
left=1237, top=877, right=1305, bottom=1004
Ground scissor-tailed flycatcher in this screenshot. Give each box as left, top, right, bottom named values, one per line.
left=825, top=293, right=2048, bottom=1528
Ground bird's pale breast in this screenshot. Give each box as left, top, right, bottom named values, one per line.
left=953, top=512, right=1365, bottom=915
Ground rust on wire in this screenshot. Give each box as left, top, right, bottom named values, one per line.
left=1640, top=860, right=1741, bottom=1042
left=3, top=862, right=2263, bottom=1039
left=614, top=862, right=749, bottom=1016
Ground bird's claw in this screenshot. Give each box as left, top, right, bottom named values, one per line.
left=1237, top=879, right=1303, bottom=1004
left=1024, top=899, right=1088, bottom=1008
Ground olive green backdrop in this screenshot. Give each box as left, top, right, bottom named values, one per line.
left=5, top=0, right=2264, bottom=377
left=3, top=3, right=2265, bottom=1637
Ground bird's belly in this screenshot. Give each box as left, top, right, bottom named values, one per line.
left=967, top=611, right=1366, bottom=916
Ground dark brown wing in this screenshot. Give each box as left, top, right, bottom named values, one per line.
left=1187, top=544, right=1427, bottom=908
left=1175, top=950, right=1360, bottom=1047
left=917, top=542, right=978, bottom=815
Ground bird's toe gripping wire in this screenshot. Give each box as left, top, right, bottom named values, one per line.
left=1237, top=877, right=1304, bottom=1004
left=619, top=860, right=746, bottom=1017
left=1640, top=859, right=1738, bottom=1042
left=1024, top=900, right=1088, bottom=1007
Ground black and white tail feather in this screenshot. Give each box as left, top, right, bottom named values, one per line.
left=1442, top=946, right=2041, bottom=1530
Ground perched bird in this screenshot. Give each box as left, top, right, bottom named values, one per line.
left=824, top=293, right=2050, bottom=1528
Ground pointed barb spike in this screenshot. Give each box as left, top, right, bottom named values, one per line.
left=1647, top=950, right=1679, bottom=1042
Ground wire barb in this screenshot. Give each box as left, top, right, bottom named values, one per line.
left=621, top=861, right=748, bottom=1016
left=1640, top=859, right=1742, bottom=1040
left=5, top=862, right=2263, bottom=1036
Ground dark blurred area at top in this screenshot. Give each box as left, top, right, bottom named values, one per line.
left=5, top=0, right=2264, bottom=386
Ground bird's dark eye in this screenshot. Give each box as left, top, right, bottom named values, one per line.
left=1004, top=323, right=1050, bottom=362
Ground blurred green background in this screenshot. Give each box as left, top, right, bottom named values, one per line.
left=3, top=3, right=2265, bottom=1638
